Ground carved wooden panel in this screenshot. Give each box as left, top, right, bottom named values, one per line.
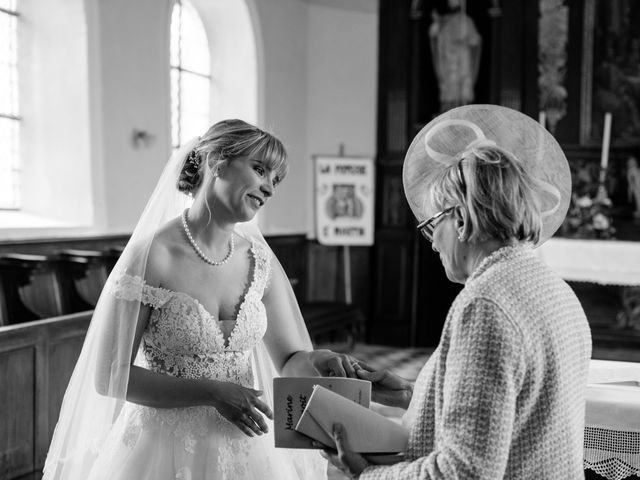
left=0, top=312, right=91, bottom=479
left=265, top=235, right=308, bottom=302
left=378, top=0, right=411, bottom=156
left=307, top=243, right=341, bottom=302
left=381, top=173, right=409, bottom=228
left=47, top=336, right=85, bottom=441
left=370, top=230, right=414, bottom=345
left=0, top=346, right=35, bottom=478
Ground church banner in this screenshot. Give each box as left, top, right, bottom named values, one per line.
left=314, top=156, right=375, bottom=246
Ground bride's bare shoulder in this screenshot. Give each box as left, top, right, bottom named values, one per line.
left=145, top=218, right=187, bottom=285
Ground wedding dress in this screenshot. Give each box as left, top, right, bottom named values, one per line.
left=78, top=239, right=320, bottom=480
left=43, top=137, right=325, bottom=480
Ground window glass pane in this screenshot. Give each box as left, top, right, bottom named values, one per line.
left=180, top=1, right=209, bottom=75
left=0, top=13, right=18, bottom=116
left=0, top=117, right=20, bottom=208
left=179, top=72, right=210, bottom=144
left=0, top=3, right=19, bottom=209
left=170, top=0, right=211, bottom=149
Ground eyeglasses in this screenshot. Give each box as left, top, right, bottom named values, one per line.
left=416, top=206, right=457, bottom=242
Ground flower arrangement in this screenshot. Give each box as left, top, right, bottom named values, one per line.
left=559, top=161, right=616, bottom=239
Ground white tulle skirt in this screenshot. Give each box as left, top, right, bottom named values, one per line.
left=85, top=403, right=326, bottom=480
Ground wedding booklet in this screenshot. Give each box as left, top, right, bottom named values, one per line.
left=295, top=385, right=410, bottom=454
left=273, top=377, right=371, bottom=448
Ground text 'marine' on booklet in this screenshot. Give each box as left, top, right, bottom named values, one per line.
left=273, top=377, right=371, bottom=448
left=295, top=385, right=410, bottom=454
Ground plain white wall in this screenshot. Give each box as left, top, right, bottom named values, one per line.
left=14, top=0, right=93, bottom=228
left=252, top=0, right=379, bottom=235
left=195, top=0, right=259, bottom=126
left=0, top=0, right=379, bottom=239
left=304, top=0, right=379, bottom=236
left=93, top=0, right=173, bottom=232
left=251, top=0, right=311, bottom=234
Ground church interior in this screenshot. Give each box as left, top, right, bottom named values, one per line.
left=1, top=0, right=640, bottom=478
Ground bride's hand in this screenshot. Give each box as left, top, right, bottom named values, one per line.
left=354, top=363, right=413, bottom=409
left=310, top=349, right=360, bottom=378
left=210, top=381, right=273, bottom=437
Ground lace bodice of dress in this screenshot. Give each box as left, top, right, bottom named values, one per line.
left=108, top=240, right=272, bottom=388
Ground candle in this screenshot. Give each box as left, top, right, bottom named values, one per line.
left=601, top=112, right=612, bottom=171
left=538, top=111, right=546, bottom=128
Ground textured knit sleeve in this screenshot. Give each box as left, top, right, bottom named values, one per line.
left=360, top=298, right=526, bottom=480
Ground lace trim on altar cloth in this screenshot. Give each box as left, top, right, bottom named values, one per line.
left=584, top=426, right=640, bottom=480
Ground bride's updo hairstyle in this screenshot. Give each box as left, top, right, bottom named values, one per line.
left=177, top=119, right=288, bottom=196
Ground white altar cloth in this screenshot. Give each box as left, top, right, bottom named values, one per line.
left=585, top=360, right=640, bottom=480
left=536, top=238, right=640, bottom=286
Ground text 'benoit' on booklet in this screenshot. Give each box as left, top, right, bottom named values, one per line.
left=273, top=377, right=371, bottom=448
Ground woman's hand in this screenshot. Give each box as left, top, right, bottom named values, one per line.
left=310, top=349, right=360, bottom=378
left=210, top=381, right=273, bottom=437
left=354, top=363, right=413, bottom=409
left=319, top=423, right=371, bottom=478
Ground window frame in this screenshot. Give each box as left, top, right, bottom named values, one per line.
left=170, top=0, right=211, bottom=150
left=0, top=0, right=21, bottom=210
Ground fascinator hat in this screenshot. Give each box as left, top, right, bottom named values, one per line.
left=403, top=104, right=571, bottom=246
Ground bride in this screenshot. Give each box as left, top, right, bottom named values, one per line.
left=43, top=119, right=358, bottom=479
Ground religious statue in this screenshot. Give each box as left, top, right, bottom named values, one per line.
left=627, top=156, right=640, bottom=219
left=429, top=0, right=482, bottom=112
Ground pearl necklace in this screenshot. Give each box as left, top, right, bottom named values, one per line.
left=181, top=209, right=235, bottom=266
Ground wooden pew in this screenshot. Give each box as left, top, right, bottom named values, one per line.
left=56, top=249, right=110, bottom=312
left=0, top=312, right=91, bottom=479
left=0, top=254, right=66, bottom=326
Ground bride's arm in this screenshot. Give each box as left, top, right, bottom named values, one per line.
left=262, top=256, right=357, bottom=378
left=124, top=303, right=220, bottom=408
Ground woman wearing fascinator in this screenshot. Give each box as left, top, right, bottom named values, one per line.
left=43, top=119, right=359, bottom=480
left=322, top=105, right=592, bottom=479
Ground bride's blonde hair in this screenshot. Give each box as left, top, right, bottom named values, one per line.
left=177, top=119, right=288, bottom=196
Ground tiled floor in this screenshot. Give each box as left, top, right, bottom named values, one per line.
left=346, top=343, right=434, bottom=381
left=330, top=342, right=640, bottom=378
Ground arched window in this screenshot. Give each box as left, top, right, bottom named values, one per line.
left=170, top=0, right=211, bottom=149
left=0, top=0, right=20, bottom=209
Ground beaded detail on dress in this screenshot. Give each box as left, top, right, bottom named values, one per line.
left=106, top=240, right=272, bottom=454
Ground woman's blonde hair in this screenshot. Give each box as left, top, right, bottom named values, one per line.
left=428, top=144, right=543, bottom=244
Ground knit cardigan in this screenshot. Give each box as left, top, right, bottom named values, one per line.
left=361, top=244, right=592, bottom=480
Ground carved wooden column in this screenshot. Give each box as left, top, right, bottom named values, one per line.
left=538, top=0, right=569, bottom=133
